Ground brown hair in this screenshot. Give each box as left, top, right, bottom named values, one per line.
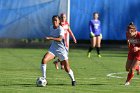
left=93, top=12, right=99, bottom=16
left=127, top=22, right=136, bottom=31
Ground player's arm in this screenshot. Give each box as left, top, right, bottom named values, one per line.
left=134, top=47, right=140, bottom=52
left=89, top=21, right=94, bottom=37
left=46, top=36, right=63, bottom=42
left=67, top=27, right=77, bottom=43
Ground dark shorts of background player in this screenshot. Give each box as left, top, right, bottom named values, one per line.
left=90, top=34, right=101, bottom=38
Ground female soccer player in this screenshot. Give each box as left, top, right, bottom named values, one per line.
left=125, top=22, right=140, bottom=85
left=53, top=13, right=77, bottom=70
left=87, top=12, right=102, bottom=58
left=40, top=15, right=76, bottom=86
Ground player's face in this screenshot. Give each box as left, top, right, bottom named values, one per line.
left=94, top=13, right=99, bottom=19
left=61, top=14, right=66, bottom=22
left=52, top=17, right=60, bottom=27
left=128, top=29, right=136, bottom=37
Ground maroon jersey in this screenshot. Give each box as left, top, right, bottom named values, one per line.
left=126, top=31, right=140, bottom=53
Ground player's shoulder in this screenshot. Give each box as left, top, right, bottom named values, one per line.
left=59, top=25, right=63, bottom=29
left=89, top=20, right=93, bottom=22
left=58, top=26, right=65, bottom=31
left=89, top=20, right=93, bottom=24
left=137, top=31, right=140, bottom=35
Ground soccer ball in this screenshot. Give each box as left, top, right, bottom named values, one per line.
left=36, top=77, right=47, bottom=87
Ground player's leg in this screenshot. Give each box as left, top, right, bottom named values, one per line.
left=62, top=59, right=76, bottom=86
left=96, top=36, right=101, bottom=57
left=125, top=60, right=133, bottom=85
left=57, top=46, right=75, bottom=86
left=60, top=61, right=64, bottom=69
left=87, top=37, right=96, bottom=58
left=125, top=59, right=132, bottom=72
left=125, top=52, right=134, bottom=85
left=53, top=59, right=60, bottom=70
left=125, top=60, right=139, bottom=85
left=53, top=59, right=64, bottom=70
left=135, top=65, right=140, bottom=75
left=41, top=52, right=55, bottom=78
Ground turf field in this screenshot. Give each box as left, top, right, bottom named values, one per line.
left=0, top=48, right=140, bottom=93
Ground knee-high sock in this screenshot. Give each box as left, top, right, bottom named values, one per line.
left=68, top=69, right=75, bottom=81
left=126, top=72, right=134, bottom=82
left=88, top=46, right=93, bottom=53
left=41, top=64, right=46, bottom=78
left=96, top=47, right=100, bottom=55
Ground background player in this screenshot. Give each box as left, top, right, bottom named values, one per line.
left=53, top=13, right=77, bottom=70
left=87, top=12, right=102, bottom=58
left=125, top=22, right=140, bottom=85
left=40, top=15, right=76, bottom=86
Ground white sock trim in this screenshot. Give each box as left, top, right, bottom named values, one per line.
left=41, top=64, right=46, bottom=78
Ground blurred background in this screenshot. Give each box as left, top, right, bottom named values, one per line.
left=0, top=0, right=140, bottom=47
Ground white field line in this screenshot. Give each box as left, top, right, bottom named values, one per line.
left=107, top=72, right=140, bottom=79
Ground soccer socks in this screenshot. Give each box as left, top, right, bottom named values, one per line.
left=68, top=69, right=75, bottom=81
left=87, top=46, right=93, bottom=58
left=96, top=47, right=100, bottom=55
left=88, top=46, right=93, bottom=53
left=88, top=46, right=101, bottom=55
left=126, top=72, right=134, bottom=82
left=41, top=64, right=46, bottom=78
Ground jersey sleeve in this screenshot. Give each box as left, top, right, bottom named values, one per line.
left=89, top=21, right=93, bottom=33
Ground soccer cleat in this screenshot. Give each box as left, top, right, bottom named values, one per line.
left=72, top=81, right=76, bottom=86
left=98, top=54, right=102, bottom=58
left=125, top=82, right=130, bottom=86
left=87, top=52, right=91, bottom=58
left=53, top=61, right=59, bottom=70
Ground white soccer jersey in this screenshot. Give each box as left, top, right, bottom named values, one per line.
left=48, top=25, right=68, bottom=61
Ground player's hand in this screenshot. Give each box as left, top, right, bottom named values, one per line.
left=134, top=47, right=139, bottom=52
left=46, top=37, right=53, bottom=40
left=73, top=39, right=77, bottom=43
left=90, top=32, right=95, bottom=37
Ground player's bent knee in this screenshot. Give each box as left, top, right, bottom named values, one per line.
left=42, top=57, right=49, bottom=64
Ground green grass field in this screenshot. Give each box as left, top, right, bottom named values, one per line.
left=0, top=48, right=140, bottom=93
